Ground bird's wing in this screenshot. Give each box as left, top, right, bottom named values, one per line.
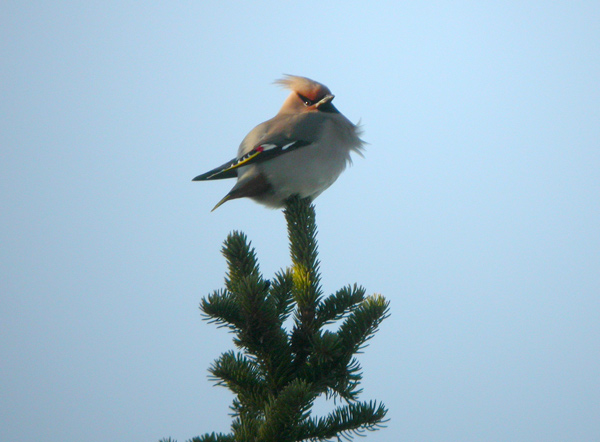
left=192, top=158, right=240, bottom=181
left=192, top=139, right=312, bottom=181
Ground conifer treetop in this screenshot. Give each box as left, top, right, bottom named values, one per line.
left=163, top=196, right=389, bottom=442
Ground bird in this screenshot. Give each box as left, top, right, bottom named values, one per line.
left=193, top=75, right=364, bottom=211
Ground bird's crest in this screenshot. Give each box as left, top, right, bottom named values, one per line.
left=275, top=75, right=332, bottom=102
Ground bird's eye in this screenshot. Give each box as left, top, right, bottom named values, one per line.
left=297, top=93, right=315, bottom=106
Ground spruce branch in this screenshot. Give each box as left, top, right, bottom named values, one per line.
left=208, top=350, right=268, bottom=410
left=315, top=284, right=366, bottom=328
left=222, top=231, right=261, bottom=289
left=187, top=433, right=235, bottom=442
left=269, top=269, right=295, bottom=323
left=300, top=400, right=388, bottom=441
left=200, top=289, right=243, bottom=331
left=284, top=196, right=323, bottom=368
left=338, top=294, right=391, bottom=355
left=284, top=196, right=323, bottom=308
left=259, top=379, right=316, bottom=442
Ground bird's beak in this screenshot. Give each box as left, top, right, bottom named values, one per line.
left=315, top=94, right=334, bottom=108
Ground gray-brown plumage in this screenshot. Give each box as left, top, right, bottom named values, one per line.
left=193, top=75, right=364, bottom=211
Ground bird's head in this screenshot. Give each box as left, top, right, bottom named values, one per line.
left=275, top=75, right=338, bottom=114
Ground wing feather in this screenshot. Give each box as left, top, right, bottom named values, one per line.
left=192, top=140, right=311, bottom=181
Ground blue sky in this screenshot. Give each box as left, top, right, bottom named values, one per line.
left=1, top=2, right=599, bottom=441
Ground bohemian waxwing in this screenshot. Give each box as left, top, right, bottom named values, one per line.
left=193, top=75, right=364, bottom=211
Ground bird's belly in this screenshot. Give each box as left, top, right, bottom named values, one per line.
left=269, top=146, right=347, bottom=195
left=239, top=143, right=350, bottom=207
